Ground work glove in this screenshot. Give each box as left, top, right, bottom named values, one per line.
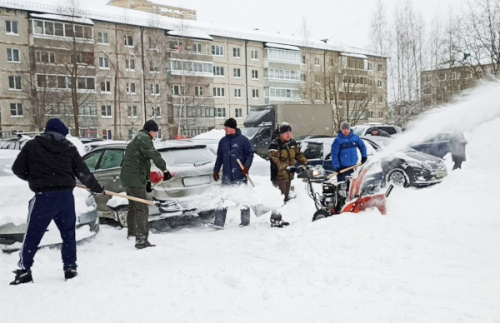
left=242, top=166, right=250, bottom=175
left=146, top=181, right=152, bottom=193
left=92, top=186, right=105, bottom=196
left=286, top=166, right=297, bottom=174
left=213, top=171, right=220, bottom=181
left=361, top=157, right=368, bottom=165
left=163, top=171, right=173, bottom=181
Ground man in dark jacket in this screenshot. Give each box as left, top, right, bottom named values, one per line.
left=370, top=127, right=390, bottom=137
left=212, top=118, right=254, bottom=229
left=120, top=120, right=171, bottom=249
left=331, top=121, right=368, bottom=182
left=450, top=130, right=467, bottom=170
left=268, top=122, right=308, bottom=227
left=10, top=118, right=104, bottom=285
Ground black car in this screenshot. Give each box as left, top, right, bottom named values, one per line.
left=300, top=136, right=447, bottom=188
left=410, top=133, right=451, bottom=158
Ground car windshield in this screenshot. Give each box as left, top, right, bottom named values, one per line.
left=352, top=127, right=365, bottom=136
left=240, top=127, right=260, bottom=139
left=159, top=147, right=214, bottom=166
left=0, top=157, right=15, bottom=176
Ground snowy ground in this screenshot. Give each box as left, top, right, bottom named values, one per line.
left=1, top=82, right=500, bottom=322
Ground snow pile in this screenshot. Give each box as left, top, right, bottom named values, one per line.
left=1, top=83, right=500, bottom=322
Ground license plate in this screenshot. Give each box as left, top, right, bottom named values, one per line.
left=183, top=175, right=211, bottom=187
left=435, top=172, right=446, bottom=178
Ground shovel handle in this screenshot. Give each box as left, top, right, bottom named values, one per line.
left=236, top=159, right=255, bottom=187
left=326, top=163, right=361, bottom=180
left=75, top=184, right=155, bottom=206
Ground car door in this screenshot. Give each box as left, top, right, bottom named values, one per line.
left=93, top=148, right=124, bottom=193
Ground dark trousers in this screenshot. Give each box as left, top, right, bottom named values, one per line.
left=273, top=180, right=292, bottom=202
left=125, top=187, right=149, bottom=242
left=18, top=190, right=76, bottom=271
left=214, top=207, right=250, bottom=227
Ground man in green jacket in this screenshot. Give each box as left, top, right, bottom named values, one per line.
left=120, top=120, right=172, bottom=249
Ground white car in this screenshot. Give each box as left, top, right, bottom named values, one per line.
left=0, top=150, right=99, bottom=252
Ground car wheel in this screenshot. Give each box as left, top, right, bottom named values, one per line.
left=312, top=209, right=331, bottom=221
left=387, top=169, right=409, bottom=187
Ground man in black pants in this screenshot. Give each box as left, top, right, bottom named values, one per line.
left=10, top=118, right=104, bottom=285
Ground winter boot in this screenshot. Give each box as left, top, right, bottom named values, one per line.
left=270, top=212, right=290, bottom=228
left=10, top=269, right=33, bottom=285
left=135, top=238, right=156, bottom=249
left=64, top=268, right=78, bottom=280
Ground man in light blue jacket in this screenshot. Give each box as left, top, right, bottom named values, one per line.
left=331, top=121, right=367, bottom=181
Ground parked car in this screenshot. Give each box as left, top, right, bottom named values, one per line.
left=0, top=135, right=32, bottom=150
left=410, top=132, right=451, bottom=158
left=0, top=150, right=99, bottom=252
left=351, top=123, right=403, bottom=136
left=300, top=136, right=447, bottom=187
left=81, top=140, right=219, bottom=226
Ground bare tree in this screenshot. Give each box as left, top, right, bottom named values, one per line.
left=370, top=0, right=391, bottom=56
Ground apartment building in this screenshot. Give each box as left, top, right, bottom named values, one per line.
left=0, top=1, right=388, bottom=140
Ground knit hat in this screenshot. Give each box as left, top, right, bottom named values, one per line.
left=143, top=120, right=159, bottom=132
left=224, top=118, right=237, bottom=129
left=45, top=118, right=69, bottom=136
left=341, top=121, right=350, bottom=130
left=279, top=122, right=292, bottom=134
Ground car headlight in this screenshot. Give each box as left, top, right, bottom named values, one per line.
left=403, top=160, right=422, bottom=168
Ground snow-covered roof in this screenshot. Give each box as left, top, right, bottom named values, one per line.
left=167, top=29, right=213, bottom=41
left=0, top=0, right=384, bottom=58
left=30, top=13, right=94, bottom=25
left=265, top=42, right=300, bottom=51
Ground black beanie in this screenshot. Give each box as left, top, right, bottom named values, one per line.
left=224, top=118, right=237, bottom=129
left=143, top=120, right=159, bottom=132
left=45, top=118, right=69, bottom=136
left=279, top=123, right=292, bottom=134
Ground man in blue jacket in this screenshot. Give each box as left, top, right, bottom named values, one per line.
left=212, top=118, right=254, bottom=229
left=331, top=121, right=368, bottom=181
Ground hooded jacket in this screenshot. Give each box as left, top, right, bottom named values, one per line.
left=12, top=132, right=103, bottom=193
left=268, top=137, right=307, bottom=181
left=214, top=129, right=254, bottom=185
left=120, top=130, right=167, bottom=188
left=331, top=130, right=367, bottom=171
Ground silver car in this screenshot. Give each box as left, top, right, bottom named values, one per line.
left=82, top=140, right=219, bottom=227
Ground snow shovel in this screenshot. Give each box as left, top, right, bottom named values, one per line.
left=326, top=163, right=361, bottom=180
left=236, top=158, right=255, bottom=187
left=75, top=184, right=181, bottom=213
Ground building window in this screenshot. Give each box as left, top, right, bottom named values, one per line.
left=7, top=48, right=20, bottom=63
left=36, top=51, right=55, bottom=64
left=6, top=21, right=18, bottom=35
left=172, top=85, right=185, bottom=96
left=8, top=76, right=21, bottom=90
left=98, top=57, right=109, bottom=69
left=377, top=64, right=383, bottom=72
left=251, top=50, right=258, bottom=60
left=33, top=20, right=92, bottom=39
left=193, top=43, right=202, bottom=53
left=126, top=82, right=136, bottom=94
left=251, top=70, right=259, bottom=79
left=211, top=45, right=224, bottom=56
left=125, top=58, right=135, bottom=70
left=302, top=55, right=306, bottom=64
left=213, top=87, right=225, bottom=97
left=234, top=88, right=241, bottom=98
left=151, top=83, right=160, bottom=95
left=124, top=35, right=134, bottom=47
left=101, top=105, right=112, bottom=117
left=252, top=89, right=259, bottom=99
left=10, top=103, right=23, bottom=117
left=314, top=57, right=320, bottom=65
left=215, top=107, right=226, bottom=117
left=377, top=80, right=383, bottom=87
left=233, top=48, right=241, bottom=58
left=233, top=68, right=241, bottom=78
left=71, top=53, right=83, bottom=64
left=235, top=108, right=243, bottom=118
left=152, top=106, right=162, bottom=118
left=97, top=32, right=108, bottom=44
left=128, top=105, right=138, bottom=118
left=366, top=62, right=373, bottom=71
left=80, top=106, right=97, bottom=116
left=150, top=61, right=159, bottom=72
left=213, top=66, right=225, bottom=76
left=195, top=86, right=203, bottom=96
left=100, top=81, right=111, bottom=93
